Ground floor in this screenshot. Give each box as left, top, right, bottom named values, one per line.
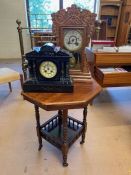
left=0, top=59, right=131, bottom=175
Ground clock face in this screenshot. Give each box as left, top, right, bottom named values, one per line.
left=39, top=61, right=57, bottom=79
left=64, top=30, right=82, bottom=51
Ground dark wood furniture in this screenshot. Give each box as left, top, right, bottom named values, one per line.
left=116, top=0, right=131, bottom=46
left=127, top=27, right=131, bottom=44
left=92, top=20, right=107, bottom=40
left=21, top=80, right=102, bottom=166
left=86, top=47, right=131, bottom=87
left=99, top=0, right=122, bottom=42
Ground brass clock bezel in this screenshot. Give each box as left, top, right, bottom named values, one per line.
left=39, top=61, right=57, bottom=79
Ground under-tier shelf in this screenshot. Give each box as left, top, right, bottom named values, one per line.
left=40, top=115, right=84, bottom=149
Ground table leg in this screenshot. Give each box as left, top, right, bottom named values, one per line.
left=34, top=105, right=43, bottom=150
left=58, top=110, right=62, bottom=136
left=80, top=106, right=88, bottom=144
left=8, top=82, right=12, bottom=92
left=62, top=109, right=68, bottom=167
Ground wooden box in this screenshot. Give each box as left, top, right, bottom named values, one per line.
left=95, top=67, right=131, bottom=87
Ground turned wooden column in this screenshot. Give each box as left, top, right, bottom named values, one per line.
left=34, top=105, right=43, bottom=150
left=58, top=110, right=62, bottom=136
left=62, top=109, right=68, bottom=167
left=80, top=106, right=88, bottom=144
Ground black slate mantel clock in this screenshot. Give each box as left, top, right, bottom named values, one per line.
left=23, top=43, right=74, bottom=92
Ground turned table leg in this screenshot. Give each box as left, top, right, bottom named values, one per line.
left=8, top=82, right=12, bottom=92
left=80, top=106, right=88, bottom=144
left=62, top=109, right=68, bottom=167
left=34, top=105, right=43, bottom=150
left=58, top=110, right=62, bottom=136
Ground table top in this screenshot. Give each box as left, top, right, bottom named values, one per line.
left=21, top=79, right=102, bottom=111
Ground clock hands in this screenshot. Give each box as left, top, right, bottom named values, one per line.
left=64, top=30, right=82, bottom=51
left=68, top=35, right=79, bottom=46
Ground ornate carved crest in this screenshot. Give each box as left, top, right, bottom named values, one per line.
left=51, top=4, right=96, bottom=45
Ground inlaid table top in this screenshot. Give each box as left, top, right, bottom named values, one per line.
left=21, top=79, right=102, bottom=111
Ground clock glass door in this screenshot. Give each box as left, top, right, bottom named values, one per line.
left=62, top=28, right=84, bottom=69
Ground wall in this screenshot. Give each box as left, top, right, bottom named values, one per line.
left=0, top=0, right=31, bottom=59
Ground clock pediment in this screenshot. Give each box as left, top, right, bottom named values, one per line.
left=52, top=4, right=96, bottom=35
left=61, top=16, right=84, bottom=26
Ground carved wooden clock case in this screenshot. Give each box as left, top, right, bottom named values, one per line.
left=51, top=4, right=96, bottom=72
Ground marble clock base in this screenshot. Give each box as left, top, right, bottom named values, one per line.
left=23, top=79, right=74, bottom=93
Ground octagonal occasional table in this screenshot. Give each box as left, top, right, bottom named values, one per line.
left=21, top=80, right=102, bottom=166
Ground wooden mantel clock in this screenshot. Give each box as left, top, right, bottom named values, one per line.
left=51, top=4, right=96, bottom=72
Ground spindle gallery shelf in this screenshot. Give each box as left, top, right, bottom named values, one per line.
left=40, top=115, right=83, bottom=149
